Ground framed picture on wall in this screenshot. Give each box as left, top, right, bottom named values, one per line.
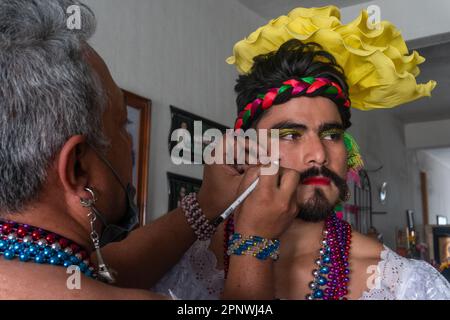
left=437, top=215, right=448, bottom=226
left=167, top=172, right=202, bottom=211
left=168, top=106, right=228, bottom=163
left=123, top=89, right=152, bottom=226
left=433, top=227, right=450, bottom=264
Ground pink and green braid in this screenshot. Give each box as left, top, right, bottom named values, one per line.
left=234, top=77, right=351, bottom=131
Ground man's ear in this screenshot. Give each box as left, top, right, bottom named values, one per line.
left=57, top=135, right=90, bottom=196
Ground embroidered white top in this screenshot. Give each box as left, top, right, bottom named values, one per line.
left=153, top=240, right=450, bottom=300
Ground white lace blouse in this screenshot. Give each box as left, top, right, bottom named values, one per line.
left=153, top=240, right=450, bottom=300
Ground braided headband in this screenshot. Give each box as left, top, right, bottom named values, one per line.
left=234, top=77, right=350, bottom=131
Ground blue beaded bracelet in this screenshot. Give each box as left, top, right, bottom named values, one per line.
left=227, top=233, right=280, bottom=261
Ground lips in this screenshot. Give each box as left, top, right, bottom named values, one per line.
left=302, top=177, right=331, bottom=186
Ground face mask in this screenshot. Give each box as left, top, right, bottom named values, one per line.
left=88, top=143, right=139, bottom=247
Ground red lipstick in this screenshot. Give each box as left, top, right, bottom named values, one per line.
left=302, top=177, right=331, bottom=186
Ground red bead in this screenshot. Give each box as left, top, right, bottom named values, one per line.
left=17, top=227, right=27, bottom=237
left=46, top=234, right=56, bottom=244
left=70, top=243, right=80, bottom=254
left=79, top=251, right=88, bottom=260
left=32, top=230, right=41, bottom=240
left=59, top=238, right=69, bottom=248
left=2, top=223, right=13, bottom=234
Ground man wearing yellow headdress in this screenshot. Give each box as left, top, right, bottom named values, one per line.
left=154, top=6, right=449, bottom=300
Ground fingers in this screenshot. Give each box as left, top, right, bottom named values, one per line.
left=279, top=168, right=300, bottom=201
left=257, top=161, right=279, bottom=191
left=237, top=166, right=260, bottom=194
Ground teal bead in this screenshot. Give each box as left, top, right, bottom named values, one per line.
left=3, top=250, right=15, bottom=260
left=317, top=276, right=328, bottom=286
left=70, top=256, right=80, bottom=264
left=49, top=257, right=60, bottom=265
left=319, top=266, right=330, bottom=274
left=0, top=240, right=8, bottom=250
left=63, top=260, right=72, bottom=268
left=57, top=251, right=67, bottom=260
left=79, top=262, right=88, bottom=272
left=13, top=243, right=24, bottom=252
left=28, top=245, right=38, bottom=255
left=35, top=254, right=45, bottom=264
left=43, top=248, right=54, bottom=257
left=19, top=252, right=30, bottom=262
left=313, top=289, right=324, bottom=299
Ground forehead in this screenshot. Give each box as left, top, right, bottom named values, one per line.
left=256, top=96, right=342, bottom=129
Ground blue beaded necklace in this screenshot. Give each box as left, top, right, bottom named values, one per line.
left=0, top=220, right=97, bottom=278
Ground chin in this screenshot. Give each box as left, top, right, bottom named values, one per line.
left=297, top=185, right=338, bottom=205
left=296, top=188, right=340, bottom=222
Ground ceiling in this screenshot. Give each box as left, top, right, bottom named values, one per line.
left=238, top=0, right=369, bottom=19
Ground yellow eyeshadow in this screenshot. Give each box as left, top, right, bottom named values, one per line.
left=320, top=128, right=344, bottom=138
left=278, top=128, right=304, bottom=137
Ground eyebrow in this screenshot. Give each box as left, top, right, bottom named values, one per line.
left=318, top=122, right=345, bottom=133
left=271, top=121, right=307, bottom=131
left=270, top=121, right=344, bottom=133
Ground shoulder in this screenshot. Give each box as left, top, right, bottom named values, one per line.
left=0, top=259, right=164, bottom=300
left=350, top=231, right=384, bottom=270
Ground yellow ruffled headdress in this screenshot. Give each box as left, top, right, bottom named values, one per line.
left=227, top=6, right=436, bottom=111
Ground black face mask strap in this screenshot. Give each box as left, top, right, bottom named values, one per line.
left=86, top=142, right=128, bottom=191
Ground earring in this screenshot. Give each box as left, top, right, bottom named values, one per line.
left=81, top=187, right=116, bottom=284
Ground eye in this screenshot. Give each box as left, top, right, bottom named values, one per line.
left=321, top=130, right=344, bottom=141
left=279, top=129, right=303, bottom=141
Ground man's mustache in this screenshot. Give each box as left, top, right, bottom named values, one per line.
left=300, top=167, right=348, bottom=198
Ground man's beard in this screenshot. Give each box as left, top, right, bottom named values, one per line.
left=297, top=166, right=348, bottom=222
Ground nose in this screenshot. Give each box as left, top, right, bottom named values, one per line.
left=302, top=134, right=328, bottom=167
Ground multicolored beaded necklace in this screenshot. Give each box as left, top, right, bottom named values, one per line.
left=0, top=220, right=97, bottom=278
left=223, top=213, right=352, bottom=300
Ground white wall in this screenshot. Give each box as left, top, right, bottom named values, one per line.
left=341, top=0, right=450, bottom=42
left=349, top=109, right=415, bottom=248
left=405, top=119, right=450, bottom=149
left=411, top=150, right=450, bottom=226
left=83, top=0, right=264, bottom=222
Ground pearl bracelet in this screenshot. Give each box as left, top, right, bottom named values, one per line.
left=181, top=193, right=216, bottom=241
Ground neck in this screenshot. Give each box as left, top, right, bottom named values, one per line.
left=280, top=218, right=326, bottom=257
left=2, top=204, right=93, bottom=253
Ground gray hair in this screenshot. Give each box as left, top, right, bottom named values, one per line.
left=0, top=0, right=108, bottom=214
